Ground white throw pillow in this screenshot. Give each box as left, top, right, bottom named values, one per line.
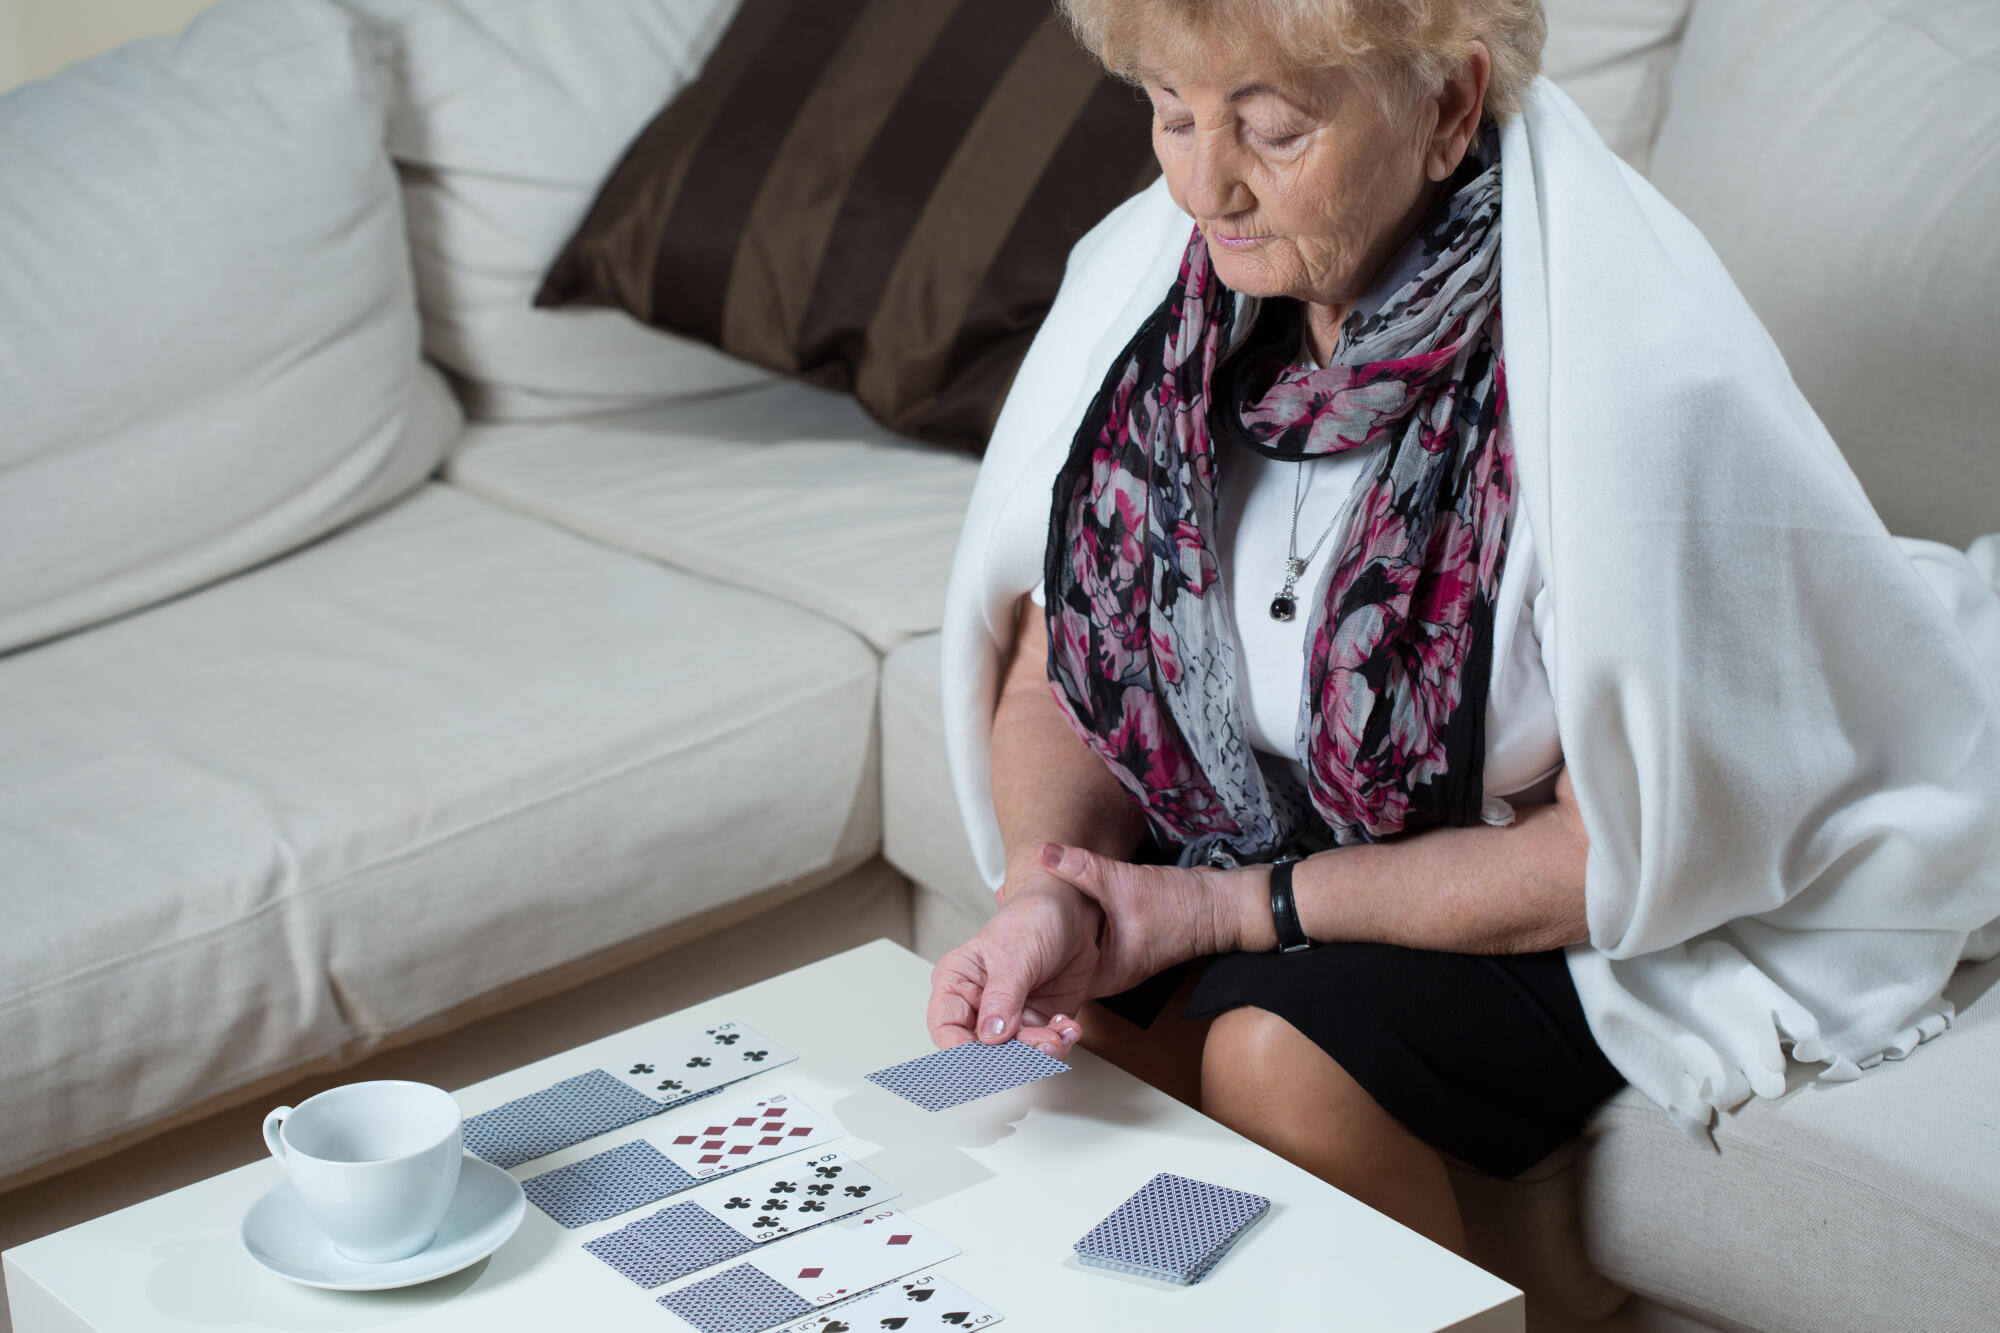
left=0, top=0, right=458, bottom=657
left=1646, top=0, right=2000, bottom=548
left=1541, top=0, right=1694, bottom=172
left=337, top=0, right=775, bottom=419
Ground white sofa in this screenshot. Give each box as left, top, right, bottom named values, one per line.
left=2, top=1, right=1995, bottom=1330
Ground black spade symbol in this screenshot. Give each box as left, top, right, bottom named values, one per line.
left=906, top=1289, right=934, bottom=1303
left=879, top=1321, right=905, bottom=1331
left=823, top=1324, right=849, bottom=1333
left=941, top=1315, right=970, bottom=1326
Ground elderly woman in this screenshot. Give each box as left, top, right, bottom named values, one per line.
left=929, top=0, right=2000, bottom=1258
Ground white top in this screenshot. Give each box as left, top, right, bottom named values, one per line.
left=1033, top=327, right=1563, bottom=808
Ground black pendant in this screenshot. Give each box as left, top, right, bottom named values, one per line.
left=1269, top=594, right=1296, bottom=622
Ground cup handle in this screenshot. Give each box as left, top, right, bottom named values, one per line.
left=262, top=1106, right=293, bottom=1163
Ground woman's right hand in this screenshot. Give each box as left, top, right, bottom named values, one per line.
left=926, top=871, right=1097, bottom=1056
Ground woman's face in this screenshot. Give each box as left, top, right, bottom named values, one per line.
left=1138, top=40, right=1458, bottom=311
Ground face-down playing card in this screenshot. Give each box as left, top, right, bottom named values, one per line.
left=657, top=1210, right=957, bottom=1333
left=463, top=1020, right=794, bottom=1168
left=864, top=1039, right=1068, bottom=1112
left=773, top=1272, right=1002, bottom=1331
left=1073, top=1172, right=1269, bottom=1285
left=584, top=1152, right=898, bottom=1288
left=524, top=1092, right=838, bottom=1228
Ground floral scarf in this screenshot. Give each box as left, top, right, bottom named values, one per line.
left=1042, top=120, right=1514, bottom=869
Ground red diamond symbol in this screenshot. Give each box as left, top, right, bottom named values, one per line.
left=760, top=1121, right=784, bottom=1132
left=733, top=1117, right=755, bottom=1126
left=704, top=1126, right=726, bottom=1135
left=797, top=1267, right=823, bottom=1279
left=702, top=1140, right=724, bottom=1150
left=764, top=1106, right=787, bottom=1117
left=729, top=1144, right=752, bottom=1154
left=789, top=1127, right=812, bottom=1136
left=700, top=1154, right=721, bottom=1164
left=759, top=1136, right=781, bottom=1146
left=672, top=1135, right=696, bottom=1145
left=888, top=1234, right=911, bottom=1246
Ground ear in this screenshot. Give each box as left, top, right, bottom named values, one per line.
left=1423, top=40, right=1492, bottom=182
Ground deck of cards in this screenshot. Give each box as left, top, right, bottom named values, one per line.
left=1073, top=1173, right=1270, bottom=1286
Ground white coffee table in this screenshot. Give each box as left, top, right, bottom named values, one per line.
left=4, top=939, right=1522, bottom=1331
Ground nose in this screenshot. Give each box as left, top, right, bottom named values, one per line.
left=1182, top=128, right=1251, bottom=225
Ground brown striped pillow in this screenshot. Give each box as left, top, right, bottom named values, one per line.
left=534, top=0, right=1159, bottom=454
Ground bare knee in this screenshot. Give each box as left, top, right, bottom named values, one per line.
left=1199, top=1005, right=1397, bottom=1139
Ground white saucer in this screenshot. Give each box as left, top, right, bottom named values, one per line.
left=240, top=1155, right=525, bottom=1292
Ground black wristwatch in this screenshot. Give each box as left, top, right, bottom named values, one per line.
left=1268, top=853, right=1312, bottom=954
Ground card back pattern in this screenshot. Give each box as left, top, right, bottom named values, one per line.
left=463, top=1069, right=660, bottom=1168
left=584, top=1201, right=754, bottom=1287
left=523, top=1139, right=698, bottom=1229
left=1073, top=1172, right=1269, bottom=1285
left=657, top=1263, right=814, bottom=1333
left=864, top=1040, right=1068, bottom=1112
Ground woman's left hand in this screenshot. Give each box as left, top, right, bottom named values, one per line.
left=1034, top=841, right=1247, bottom=997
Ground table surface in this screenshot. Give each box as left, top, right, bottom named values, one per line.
left=4, top=939, right=1522, bottom=1332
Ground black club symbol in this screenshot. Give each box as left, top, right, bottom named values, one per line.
left=628, top=1063, right=654, bottom=1075
left=742, top=1049, right=768, bottom=1062
left=656, top=1079, right=684, bottom=1093
left=761, top=1199, right=789, bottom=1211
left=768, top=1180, right=796, bottom=1193
left=755, top=1215, right=781, bottom=1228
left=798, top=1199, right=826, bottom=1212
left=842, top=1184, right=873, bottom=1197
left=813, top=1166, right=841, bottom=1178
left=713, top=1032, right=741, bottom=1045
left=686, top=1056, right=712, bottom=1068
left=805, top=1183, right=834, bottom=1196
left=723, top=1197, right=751, bottom=1210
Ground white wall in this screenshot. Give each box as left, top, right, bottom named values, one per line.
left=1, top=0, right=214, bottom=92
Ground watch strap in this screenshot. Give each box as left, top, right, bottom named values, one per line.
left=1268, top=855, right=1312, bottom=954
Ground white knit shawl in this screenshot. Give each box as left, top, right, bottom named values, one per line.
left=939, top=76, right=2000, bottom=1140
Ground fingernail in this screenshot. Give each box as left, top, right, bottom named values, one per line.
left=1039, top=842, right=1061, bottom=868
left=984, top=1017, right=1004, bottom=1038
left=1036, top=1042, right=1057, bottom=1056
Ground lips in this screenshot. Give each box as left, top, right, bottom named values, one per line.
left=1210, top=232, right=1271, bottom=250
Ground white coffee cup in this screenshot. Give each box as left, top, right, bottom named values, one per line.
left=262, top=1080, right=464, bottom=1263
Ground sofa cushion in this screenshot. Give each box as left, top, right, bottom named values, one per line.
left=444, top=380, right=978, bottom=653
left=1579, top=955, right=2000, bottom=1332
left=336, top=0, right=774, bottom=419
left=0, top=483, right=879, bottom=1188
left=1541, top=0, right=1694, bottom=171
left=1645, top=0, right=2000, bottom=548
left=0, top=0, right=459, bottom=657
left=535, top=0, right=1158, bottom=455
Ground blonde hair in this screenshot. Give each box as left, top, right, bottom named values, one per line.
left=1054, top=0, right=1546, bottom=123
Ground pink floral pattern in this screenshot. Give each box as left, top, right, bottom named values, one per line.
left=1044, top=121, right=1513, bottom=857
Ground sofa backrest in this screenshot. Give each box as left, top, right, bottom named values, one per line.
left=1646, top=0, right=2000, bottom=548
left=1542, top=0, right=1695, bottom=172
left=0, top=0, right=459, bottom=657
left=335, top=0, right=776, bottom=421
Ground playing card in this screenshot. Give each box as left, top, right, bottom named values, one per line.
left=705, top=1152, right=898, bottom=1245
left=658, top=1211, right=958, bottom=1332
left=654, top=1092, right=839, bottom=1181
left=587, top=1201, right=755, bottom=1288
left=464, top=1019, right=792, bottom=1168
left=585, top=1153, right=898, bottom=1289
left=523, top=1140, right=698, bottom=1229
left=524, top=1092, right=841, bottom=1228
left=774, top=1272, right=1002, bottom=1331
left=1072, top=1172, right=1269, bottom=1285
left=864, top=1040, right=1068, bottom=1112
left=655, top=1262, right=815, bottom=1333
left=601, top=1021, right=796, bottom=1101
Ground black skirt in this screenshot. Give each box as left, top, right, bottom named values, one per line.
left=1102, top=942, right=1625, bottom=1181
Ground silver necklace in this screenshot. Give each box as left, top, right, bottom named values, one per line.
left=1270, top=322, right=1345, bottom=622
left=1270, top=460, right=1346, bottom=621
